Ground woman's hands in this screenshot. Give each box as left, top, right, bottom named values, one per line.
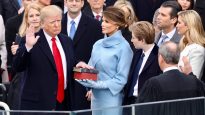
left=76, top=61, right=94, bottom=69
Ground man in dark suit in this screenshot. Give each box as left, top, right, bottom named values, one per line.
left=123, top=21, right=162, bottom=105
left=61, top=0, right=103, bottom=110
left=13, top=5, right=75, bottom=111
left=129, top=0, right=166, bottom=23
left=83, top=0, right=105, bottom=22
left=155, top=1, right=182, bottom=46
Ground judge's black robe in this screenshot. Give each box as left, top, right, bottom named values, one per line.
left=136, top=69, right=205, bottom=115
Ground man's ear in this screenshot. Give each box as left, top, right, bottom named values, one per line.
left=171, top=17, right=177, bottom=24
left=158, top=54, right=164, bottom=63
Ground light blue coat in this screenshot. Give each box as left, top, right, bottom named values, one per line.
left=88, top=30, right=133, bottom=115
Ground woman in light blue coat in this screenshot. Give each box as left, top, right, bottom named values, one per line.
left=76, top=7, right=133, bottom=115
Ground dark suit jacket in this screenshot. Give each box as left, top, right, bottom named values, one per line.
left=129, top=0, right=166, bottom=22
left=155, top=30, right=181, bottom=45
left=61, top=13, right=103, bottom=110
left=13, top=29, right=75, bottom=110
left=137, top=69, right=205, bottom=115
left=105, top=0, right=117, bottom=7
left=123, top=44, right=162, bottom=105
left=5, top=13, right=23, bottom=74
left=0, top=0, right=20, bottom=23
left=194, top=0, right=205, bottom=29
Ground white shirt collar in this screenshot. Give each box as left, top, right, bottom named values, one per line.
left=92, top=10, right=103, bottom=17
left=43, top=30, right=58, bottom=41
left=67, top=11, right=82, bottom=27
left=142, top=44, right=155, bottom=58
left=162, top=28, right=176, bottom=39
left=163, top=66, right=179, bottom=73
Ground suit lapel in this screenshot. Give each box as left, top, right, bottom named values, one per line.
left=170, top=29, right=181, bottom=43
left=73, top=14, right=87, bottom=46
left=141, top=44, right=158, bottom=72
left=61, top=13, right=68, bottom=36
left=37, top=30, right=56, bottom=69
left=128, top=49, right=142, bottom=82
left=58, top=34, right=71, bottom=70
left=155, top=32, right=162, bottom=44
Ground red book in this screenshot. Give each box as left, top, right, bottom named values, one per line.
left=73, top=67, right=98, bottom=81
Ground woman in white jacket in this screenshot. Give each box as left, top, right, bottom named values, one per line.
left=177, top=10, right=205, bottom=79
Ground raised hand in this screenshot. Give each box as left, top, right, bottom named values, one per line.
left=179, top=56, right=192, bottom=75
left=25, top=25, right=39, bottom=49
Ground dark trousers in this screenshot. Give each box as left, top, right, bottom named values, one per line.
left=55, top=90, right=68, bottom=111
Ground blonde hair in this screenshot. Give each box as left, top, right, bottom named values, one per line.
left=178, top=10, right=205, bottom=50
left=114, top=0, right=137, bottom=26
left=18, top=3, right=42, bottom=37
left=40, top=5, right=62, bottom=23
left=129, top=21, right=155, bottom=44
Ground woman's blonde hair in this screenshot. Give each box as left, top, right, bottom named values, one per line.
left=114, top=0, right=137, bottom=26
left=178, top=10, right=205, bottom=50
left=18, top=3, right=42, bottom=37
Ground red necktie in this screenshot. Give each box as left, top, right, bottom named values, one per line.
left=95, top=15, right=101, bottom=21
left=51, top=37, right=64, bottom=103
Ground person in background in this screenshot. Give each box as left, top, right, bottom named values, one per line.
left=155, top=1, right=182, bottom=46
left=176, top=0, right=194, bottom=10
left=0, top=15, right=9, bottom=83
left=76, top=6, right=133, bottom=115
left=83, top=0, right=105, bottom=22
left=152, top=9, right=161, bottom=35
left=123, top=21, right=162, bottom=105
left=7, top=3, right=42, bottom=110
left=177, top=10, right=205, bottom=79
left=13, top=5, right=75, bottom=111
left=5, top=0, right=50, bottom=80
left=114, top=0, right=137, bottom=50
left=61, top=0, right=103, bottom=110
